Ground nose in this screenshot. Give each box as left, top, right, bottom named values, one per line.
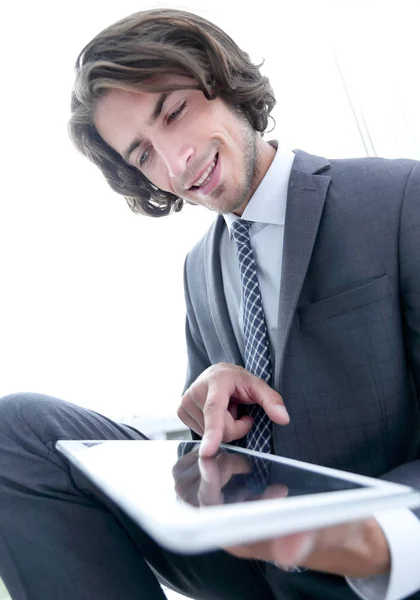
left=157, top=142, right=195, bottom=181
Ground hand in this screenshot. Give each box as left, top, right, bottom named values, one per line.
left=173, top=450, right=390, bottom=578
left=225, top=518, right=391, bottom=578
left=178, top=363, right=290, bottom=457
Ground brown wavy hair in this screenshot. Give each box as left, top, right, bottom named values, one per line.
left=69, top=8, right=276, bottom=217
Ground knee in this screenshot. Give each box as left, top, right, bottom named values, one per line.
left=0, top=392, right=64, bottom=436
left=0, top=392, right=48, bottom=417
left=0, top=394, right=77, bottom=492
left=0, top=393, right=32, bottom=420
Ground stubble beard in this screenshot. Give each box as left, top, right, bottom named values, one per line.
left=220, top=124, right=259, bottom=215
left=184, top=119, right=260, bottom=215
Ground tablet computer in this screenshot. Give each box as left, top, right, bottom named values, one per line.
left=56, top=440, right=420, bottom=554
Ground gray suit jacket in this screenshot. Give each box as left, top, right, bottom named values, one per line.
left=183, top=149, right=420, bottom=503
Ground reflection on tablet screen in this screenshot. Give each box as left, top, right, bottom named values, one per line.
left=78, top=440, right=367, bottom=510
left=172, top=444, right=365, bottom=508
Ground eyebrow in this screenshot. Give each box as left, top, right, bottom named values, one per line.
left=122, top=91, right=171, bottom=163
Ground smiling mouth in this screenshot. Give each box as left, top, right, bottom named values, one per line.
left=189, top=154, right=219, bottom=190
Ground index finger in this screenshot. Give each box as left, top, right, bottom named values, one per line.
left=199, top=383, right=229, bottom=457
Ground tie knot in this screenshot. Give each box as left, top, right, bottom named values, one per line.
left=231, top=219, right=252, bottom=246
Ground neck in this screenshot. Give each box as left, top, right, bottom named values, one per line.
left=257, top=137, right=277, bottom=177
left=234, top=138, right=276, bottom=216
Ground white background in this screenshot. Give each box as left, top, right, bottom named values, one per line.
left=0, top=0, right=419, bottom=425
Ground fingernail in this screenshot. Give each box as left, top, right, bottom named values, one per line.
left=275, top=405, right=290, bottom=421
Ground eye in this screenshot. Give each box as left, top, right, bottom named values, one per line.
left=138, top=147, right=151, bottom=167
left=167, top=100, right=187, bottom=124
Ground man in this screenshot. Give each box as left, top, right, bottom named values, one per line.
left=0, top=7, right=419, bottom=600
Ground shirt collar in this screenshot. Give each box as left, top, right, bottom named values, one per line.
left=224, top=141, right=295, bottom=239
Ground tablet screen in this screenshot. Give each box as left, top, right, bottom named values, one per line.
left=79, top=440, right=365, bottom=509
left=173, top=443, right=365, bottom=507
left=57, top=439, right=418, bottom=553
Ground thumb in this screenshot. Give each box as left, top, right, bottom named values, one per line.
left=247, top=379, right=290, bottom=425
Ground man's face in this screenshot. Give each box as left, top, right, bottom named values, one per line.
left=94, top=76, right=271, bottom=215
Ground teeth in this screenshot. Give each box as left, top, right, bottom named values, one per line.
left=193, top=157, right=217, bottom=187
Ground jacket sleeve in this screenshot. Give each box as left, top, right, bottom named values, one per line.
left=182, top=253, right=212, bottom=394
left=182, top=254, right=212, bottom=441
left=346, top=162, right=420, bottom=600
left=399, top=161, right=420, bottom=400
left=377, top=161, right=420, bottom=499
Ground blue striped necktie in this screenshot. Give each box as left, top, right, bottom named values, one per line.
left=230, top=219, right=272, bottom=454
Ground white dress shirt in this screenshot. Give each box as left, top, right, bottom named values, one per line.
left=219, top=140, right=420, bottom=600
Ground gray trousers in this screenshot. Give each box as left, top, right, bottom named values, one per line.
left=0, top=393, right=356, bottom=600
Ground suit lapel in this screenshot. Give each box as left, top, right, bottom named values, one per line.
left=204, top=216, right=243, bottom=366
left=202, top=150, right=332, bottom=382
left=273, top=151, right=332, bottom=390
